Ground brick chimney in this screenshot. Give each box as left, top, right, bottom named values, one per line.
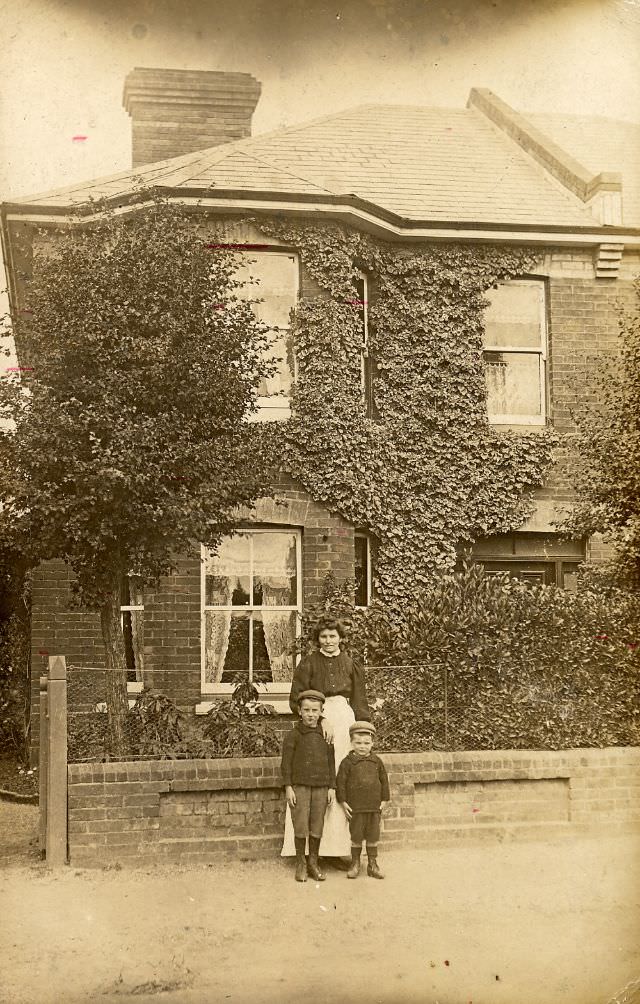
left=123, top=67, right=262, bottom=168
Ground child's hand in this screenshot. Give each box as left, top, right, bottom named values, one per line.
left=380, top=800, right=390, bottom=816
left=286, top=785, right=297, bottom=808
left=327, top=788, right=335, bottom=805
left=342, top=801, right=353, bottom=821
left=320, top=718, right=335, bottom=743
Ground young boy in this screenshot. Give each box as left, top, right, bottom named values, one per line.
left=281, top=689, right=336, bottom=883
left=336, top=721, right=390, bottom=879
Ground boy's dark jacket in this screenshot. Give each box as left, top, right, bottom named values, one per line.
left=336, top=751, right=390, bottom=812
left=281, top=722, right=336, bottom=788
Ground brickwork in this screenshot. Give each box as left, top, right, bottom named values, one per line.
left=123, top=68, right=261, bottom=167
left=66, top=746, right=640, bottom=866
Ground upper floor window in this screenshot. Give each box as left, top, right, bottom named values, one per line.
left=201, top=529, right=301, bottom=693
left=233, top=251, right=298, bottom=421
left=352, top=272, right=376, bottom=419
left=482, top=279, right=547, bottom=425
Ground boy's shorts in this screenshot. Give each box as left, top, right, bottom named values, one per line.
left=349, top=810, right=381, bottom=845
left=290, top=785, right=328, bottom=839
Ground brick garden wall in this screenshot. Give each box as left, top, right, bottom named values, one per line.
left=67, top=746, right=640, bottom=867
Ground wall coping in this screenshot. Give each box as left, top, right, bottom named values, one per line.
left=68, top=746, right=640, bottom=784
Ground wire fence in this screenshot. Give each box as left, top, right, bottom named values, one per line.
left=62, top=660, right=640, bottom=764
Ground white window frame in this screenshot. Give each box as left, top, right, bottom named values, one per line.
left=354, top=532, right=372, bottom=608
left=120, top=577, right=144, bottom=694
left=483, top=278, right=547, bottom=426
left=200, top=528, right=303, bottom=696
left=234, top=250, right=299, bottom=423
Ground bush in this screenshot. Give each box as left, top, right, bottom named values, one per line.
left=365, top=563, right=640, bottom=750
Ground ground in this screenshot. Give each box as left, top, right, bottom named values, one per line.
left=1, top=801, right=639, bottom=1004
left=0, top=754, right=39, bottom=798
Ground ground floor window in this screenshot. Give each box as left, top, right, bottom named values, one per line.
left=201, top=529, right=301, bottom=692
left=471, top=532, right=584, bottom=589
left=354, top=532, right=372, bottom=607
left=120, top=574, right=144, bottom=684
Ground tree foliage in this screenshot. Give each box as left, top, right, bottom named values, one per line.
left=559, top=277, right=640, bottom=587
left=0, top=193, right=274, bottom=752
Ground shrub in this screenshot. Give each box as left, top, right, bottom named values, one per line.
left=201, top=678, right=280, bottom=757
left=366, top=563, right=640, bottom=750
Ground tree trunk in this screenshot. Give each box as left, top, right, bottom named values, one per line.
left=100, top=573, right=130, bottom=758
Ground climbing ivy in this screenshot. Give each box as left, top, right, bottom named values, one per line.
left=247, top=219, right=556, bottom=605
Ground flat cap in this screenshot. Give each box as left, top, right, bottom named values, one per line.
left=297, top=689, right=326, bottom=704
left=349, top=720, right=376, bottom=736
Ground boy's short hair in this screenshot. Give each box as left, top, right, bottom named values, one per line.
left=297, top=689, right=326, bottom=706
left=349, top=721, right=375, bottom=737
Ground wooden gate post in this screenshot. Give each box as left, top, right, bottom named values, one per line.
left=46, top=655, right=68, bottom=866
left=39, top=675, right=49, bottom=857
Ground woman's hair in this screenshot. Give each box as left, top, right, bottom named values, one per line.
left=313, top=617, right=346, bottom=644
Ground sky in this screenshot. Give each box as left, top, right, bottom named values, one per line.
left=1, top=0, right=639, bottom=202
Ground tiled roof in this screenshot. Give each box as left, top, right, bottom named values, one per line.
left=7, top=104, right=632, bottom=229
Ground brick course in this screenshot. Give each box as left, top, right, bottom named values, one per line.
left=67, top=746, right=640, bottom=866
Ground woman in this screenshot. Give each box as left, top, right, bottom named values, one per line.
left=281, top=617, right=370, bottom=859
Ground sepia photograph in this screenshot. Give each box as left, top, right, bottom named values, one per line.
left=0, top=1, right=639, bottom=1002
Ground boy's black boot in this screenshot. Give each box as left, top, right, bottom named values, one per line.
left=307, top=837, right=326, bottom=881
left=347, top=845, right=362, bottom=879
left=367, top=849, right=384, bottom=880
left=294, top=837, right=307, bottom=882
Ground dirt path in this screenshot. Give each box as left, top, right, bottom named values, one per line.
left=1, top=820, right=639, bottom=1004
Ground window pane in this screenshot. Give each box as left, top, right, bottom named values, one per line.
left=354, top=535, right=369, bottom=606
left=562, top=564, right=579, bottom=592
left=233, top=252, right=297, bottom=329
left=485, top=352, right=542, bottom=417
left=252, top=532, right=297, bottom=606
left=484, top=283, right=543, bottom=348
left=204, top=611, right=250, bottom=684
left=258, top=332, right=293, bottom=399
left=122, top=610, right=144, bottom=683
left=205, top=535, right=250, bottom=606
left=481, top=561, right=555, bottom=585
left=254, top=611, right=296, bottom=684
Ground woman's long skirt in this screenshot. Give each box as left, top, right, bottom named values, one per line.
left=281, top=695, right=355, bottom=857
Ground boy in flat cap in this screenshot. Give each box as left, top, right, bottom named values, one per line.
left=281, top=690, right=336, bottom=883
left=336, top=721, right=390, bottom=879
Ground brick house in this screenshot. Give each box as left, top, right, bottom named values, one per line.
left=1, top=68, right=639, bottom=737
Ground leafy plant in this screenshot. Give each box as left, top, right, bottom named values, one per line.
left=201, top=676, right=280, bottom=757
left=253, top=218, right=556, bottom=607
left=363, top=562, right=640, bottom=751
left=559, top=276, right=640, bottom=587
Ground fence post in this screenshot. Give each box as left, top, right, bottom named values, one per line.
left=38, top=675, right=49, bottom=857
left=46, top=655, right=68, bottom=866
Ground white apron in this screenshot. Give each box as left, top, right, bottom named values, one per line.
left=281, top=695, right=355, bottom=857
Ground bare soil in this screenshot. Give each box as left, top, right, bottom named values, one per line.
left=1, top=801, right=639, bottom=1004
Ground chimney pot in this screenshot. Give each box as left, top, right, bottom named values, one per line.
left=123, top=67, right=261, bottom=168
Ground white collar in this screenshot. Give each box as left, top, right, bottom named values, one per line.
left=319, top=648, right=341, bottom=658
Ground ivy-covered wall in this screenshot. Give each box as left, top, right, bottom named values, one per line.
left=249, top=219, right=556, bottom=603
